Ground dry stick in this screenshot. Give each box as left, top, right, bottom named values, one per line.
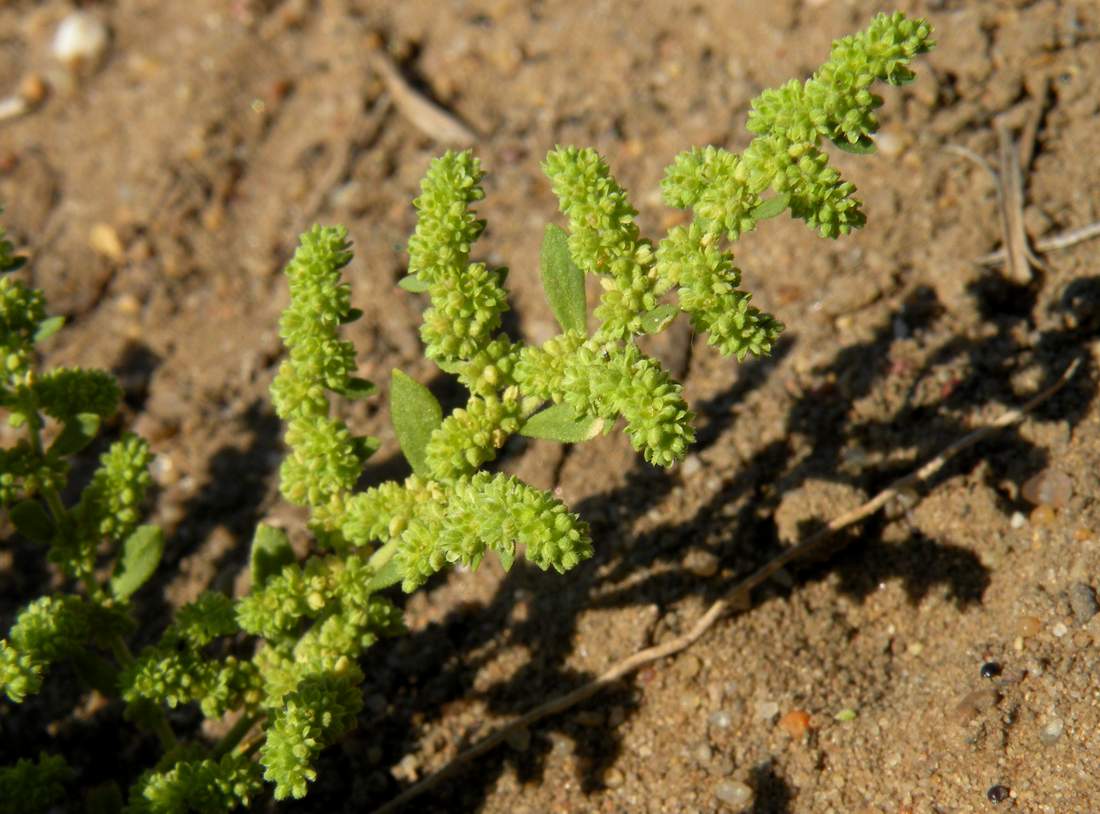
left=367, top=44, right=478, bottom=147
left=995, top=122, right=1047, bottom=283
left=975, top=220, right=1100, bottom=267
left=372, top=357, right=1083, bottom=814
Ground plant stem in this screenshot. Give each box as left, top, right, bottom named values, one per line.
left=109, top=632, right=178, bottom=752
left=367, top=539, right=397, bottom=569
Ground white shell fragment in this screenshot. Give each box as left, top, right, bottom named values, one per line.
left=52, top=11, right=110, bottom=71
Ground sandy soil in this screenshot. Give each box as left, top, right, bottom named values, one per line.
left=2, top=0, right=1099, bottom=812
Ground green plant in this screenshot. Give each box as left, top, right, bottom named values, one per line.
left=0, top=13, right=932, bottom=812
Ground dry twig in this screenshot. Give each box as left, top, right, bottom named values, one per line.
left=372, top=358, right=1082, bottom=813
left=948, top=97, right=1100, bottom=276
left=367, top=45, right=478, bottom=147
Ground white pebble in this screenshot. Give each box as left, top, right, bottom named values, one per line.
left=681, top=454, right=702, bottom=477
left=708, top=709, right=732, bottom=729
left=1052, top=622, right=1068, bottom=638
left=714, top=780, right=753, bottom=808
left=1039, top=717, right=1064, bottom=745
left=53, top=12, right=110, bottom=70
left=1010, top=511, right=1027, bottom=529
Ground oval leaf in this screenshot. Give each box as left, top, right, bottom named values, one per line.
left=751, top=194, right=790, bottom=220
left=390, top=369, right=442, bottom=477
left=366, top=556, right=403, bottom=592
left=33, top=316, right=65, bottom=343
left=10, top=500, right=54, bottom=543
left=49, top=413, right=101, bottom=456
left=539, top=224, right=587, bottom=334
left=110, top=525, right=164, bottom=602
left=520, top=403, right=603, bottom=443
left=639, top=303, right=678, bottom=334
left=250, top=523, right=296, bottom=590
left=397, top=274, right=432, bottom=293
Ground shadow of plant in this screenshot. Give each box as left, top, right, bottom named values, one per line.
left=338, top=272, right=1096, bottom=813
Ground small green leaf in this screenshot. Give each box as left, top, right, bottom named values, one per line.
left=834, top=708, right=858, bottom=722
left=110, top=525, right=164, bottom=602
left=334, top=376, right=377, bottom=399
left=832, top=136, right=877, bottom=155
left=435, top=359, right=464, bottom=375
left=397, top=274, right=432, bottom=293
left=48, top=413, right=101, bottom=456
left=340, top=308, right=364, bottom=324
left=250, top=523, right=296, bottom=590
left=496, top=544, right=515, bottom=573
left=10, top=500, right=54, bottom=542
left=34, top=316, right=66, bottom=343
left=751, top=194, right=790, bottom=220
left=390, top=369, right=442, bottom=477
left=639, top=303, right=678, bottom=334
left=366, top=557, right=403, bottom=592
left=539, top=224, right=587, bottom=334
left=520, top=403, right=604, bottom=443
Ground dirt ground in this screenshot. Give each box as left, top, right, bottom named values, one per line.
left=2, top=0, right=1099, bottom=812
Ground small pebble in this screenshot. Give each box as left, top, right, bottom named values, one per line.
left=391, top=753, right=420, bottom=782
left=778, top=709, right=811, bottom=738
left=603, top=767, right=625, bottom=789
left=681, top=454, right=702, bottom=477
left=53, top=11, right=110, bottom=71
left=714, top=780, right=754, bottom=808
left=1052, top=622, right=1068, bottom=638
left=755, top=700, right=779, bottom=721
left=89, top=223, right=125, bottom=262
left=676, top=653, right=703, bottom=681
left=1010, top=511, right=1027, bottom=529
left=19, top=74, right=48, bottom=105
left=693, top=742, right=713, bottom=765
left=954, top=689, right=999, bottom=724
left=1030, top=504, right=1056, bottom=527
left=683, top=548, right=720, bottom=578
left=980, top=662, right=1002, bottom=679
left=1039, top=717, right=1064, bottom=745
left=708, top=710, right=732, bottom=729
left=1068, top=582, right=1099, bottom=625
left=1021, top=469, right=1072, bottom=508
left=987, top=784, right=1010, bottom=803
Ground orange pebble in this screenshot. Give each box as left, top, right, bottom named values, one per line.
left=778, top=708, right=811, bottom=738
